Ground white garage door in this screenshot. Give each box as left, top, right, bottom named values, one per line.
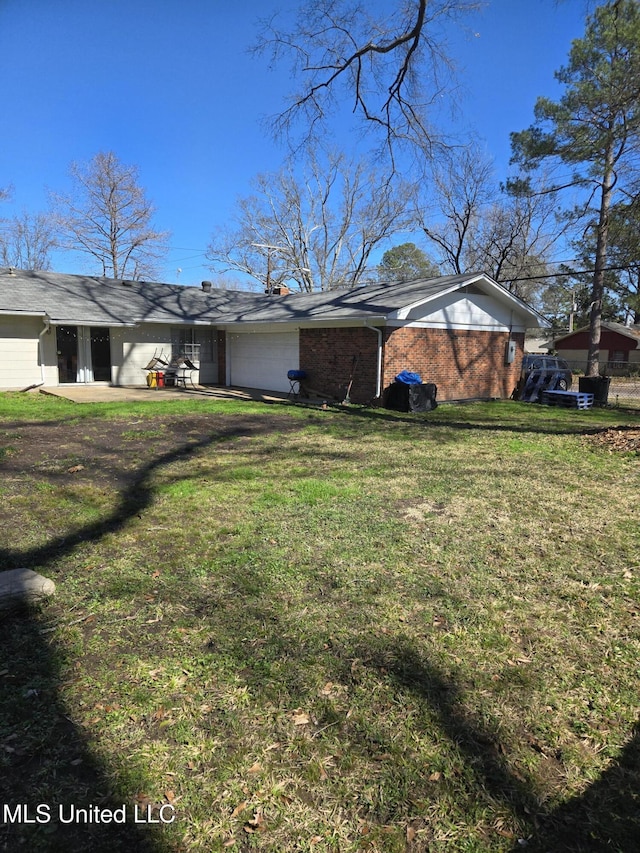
left=228, top=329, right=299, bottom=393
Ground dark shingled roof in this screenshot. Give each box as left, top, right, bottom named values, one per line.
left=0, top=267, right=546, bottom=327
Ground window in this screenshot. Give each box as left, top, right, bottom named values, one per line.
left=171, top=327, right=213, bottom=363
left=610, top=350, right=628, bottom=363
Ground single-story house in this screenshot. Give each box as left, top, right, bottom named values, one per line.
left=0, top=267, right=548, bottom=403
left=552, top=322, right=640, bottom=374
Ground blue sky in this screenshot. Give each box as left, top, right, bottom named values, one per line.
left=0, top=0, right=590, bottom=286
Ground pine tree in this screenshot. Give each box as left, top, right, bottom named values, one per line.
left=511, top=0, right=640, bottom=375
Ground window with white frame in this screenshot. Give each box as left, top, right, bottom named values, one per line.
left=171, top=327, right=213, bottom=363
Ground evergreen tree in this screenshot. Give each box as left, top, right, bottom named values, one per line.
left=377, top=242, right=439, bottom=282
left=511, top=0, right=640, bottom=375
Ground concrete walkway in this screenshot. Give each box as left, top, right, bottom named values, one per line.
left=40, top=384, right=291, bottom=404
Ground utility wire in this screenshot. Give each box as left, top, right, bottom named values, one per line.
left=504, top=263, right=640, bottom=284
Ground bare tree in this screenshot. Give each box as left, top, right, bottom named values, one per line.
left=255, top=0, right=483, bottom=156
left=415, top=145, right=562, bottom=303
left=0, top=212, right=57, bottom=270
left=51, top=151, right=170, bottom=280
left=207, top=148, right=412, bottom=291
left=418, top=146, right=495, bottom=275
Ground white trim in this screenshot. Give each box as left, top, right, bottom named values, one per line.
left=386, top=320, right=527, bottom=333
left=48, top=319, right=137, bottom=328
left=390, top=277, right=482, bottom=321
left=0, top=309, right=47, bottom=317
left=215, top=316, right=387, bottom=331
left=388, top=273, right=549, bottom=328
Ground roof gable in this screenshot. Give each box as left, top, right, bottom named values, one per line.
left=553, top=321, right=640, bottom=347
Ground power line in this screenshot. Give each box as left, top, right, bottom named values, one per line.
left=504, top=262, right=640, bottom=285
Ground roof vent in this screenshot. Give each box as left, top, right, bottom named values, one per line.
left=201, top=280, right=212, bottom=293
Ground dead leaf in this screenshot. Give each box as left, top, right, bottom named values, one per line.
left=230, top=801, right=248, bottom=819
left=407, top=825, right=417, bottom=843
left=67, top=464, right=85, bottom=473
left=247, top=762, right=262, bottom=774
left=429, top=771, right=442, bottom=782
left=292, top=711, right=310, bottom=726
left=164, top=790, right=176, bottom=804
left=243, top=810, right=267, bottom=833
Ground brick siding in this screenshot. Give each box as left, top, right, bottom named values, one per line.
left=299, top=327, right=379, bottom=403
left=383, top=327, right=524, bottom=401
left=300, top=326, right=524, bottom=403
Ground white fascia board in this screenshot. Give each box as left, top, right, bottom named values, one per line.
left=389, top=280, right=473, bottom=321
left=386, top=319, right=527, bottom=333
left=216, top=315, right=387, bottom=331
left=137, top=317, right=217, bottom=326
left=48, top=319, right=138, bottom=327
left=0, top=309, right=47, bottom=317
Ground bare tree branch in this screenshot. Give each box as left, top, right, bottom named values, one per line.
left=207, top=146, right=412, bottom=291
left=254, top=0, right=484, bottom=157
left=0, top=212, right=57, bottom=270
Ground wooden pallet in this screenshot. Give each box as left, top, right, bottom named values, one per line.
left=519, top=370, right=566, bottom=402
left=542, top=390, right=594, bottom=409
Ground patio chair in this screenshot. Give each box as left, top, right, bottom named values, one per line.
left=166, top=356, right=198, bottom=390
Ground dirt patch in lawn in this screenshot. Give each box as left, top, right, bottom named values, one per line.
left=587, top=426, right=640, bottom=454
left=0, top=413, right=302, bottom=488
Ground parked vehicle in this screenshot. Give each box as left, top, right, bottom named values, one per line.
left=516, top=355, right=573, bottom=401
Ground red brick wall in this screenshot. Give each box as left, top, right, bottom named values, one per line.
left=300, top=326, right=525, bottom=403
left=299, top=327, right=379, bottom=403
left=383, top=327, right=524, bottom=401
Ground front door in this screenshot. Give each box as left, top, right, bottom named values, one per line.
left=56, top=326, right=111, bottom=384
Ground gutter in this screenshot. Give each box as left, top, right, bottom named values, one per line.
left=364, top=321, right=384, bottom=399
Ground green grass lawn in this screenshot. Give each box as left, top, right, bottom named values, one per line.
left=1, top=393, right=639, bottom=852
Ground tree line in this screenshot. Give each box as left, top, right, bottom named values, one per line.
left=3, top=1, right=639, bottom=377
left=0, top=152, right=168, bottom=281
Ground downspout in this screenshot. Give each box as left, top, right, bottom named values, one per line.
left=364, top=322, right=383, bottom=400
left=38, top=316, right=51, bottom=386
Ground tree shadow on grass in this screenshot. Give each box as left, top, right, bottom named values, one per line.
left=365, top=636, right=640, bottom=852
left=0, top=603, right=170, bottom=853
left=518, top=721, right=640, bottom=852
left=0, top=417, right=288, bottom=853
left=2, top=410, right=639, bottom=850
left=312, top=398, right=635, bottom=437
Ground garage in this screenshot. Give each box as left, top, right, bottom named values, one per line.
left=227, top=328, right=299, bottom=393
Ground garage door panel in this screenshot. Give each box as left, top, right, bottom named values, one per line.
left=229, top=331, right=299, bottom=393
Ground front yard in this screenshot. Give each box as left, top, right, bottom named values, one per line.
left=1, top=393, right=639, bottom=852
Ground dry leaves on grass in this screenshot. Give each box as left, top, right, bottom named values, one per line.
left=588, top=428, right=640, bottom=453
